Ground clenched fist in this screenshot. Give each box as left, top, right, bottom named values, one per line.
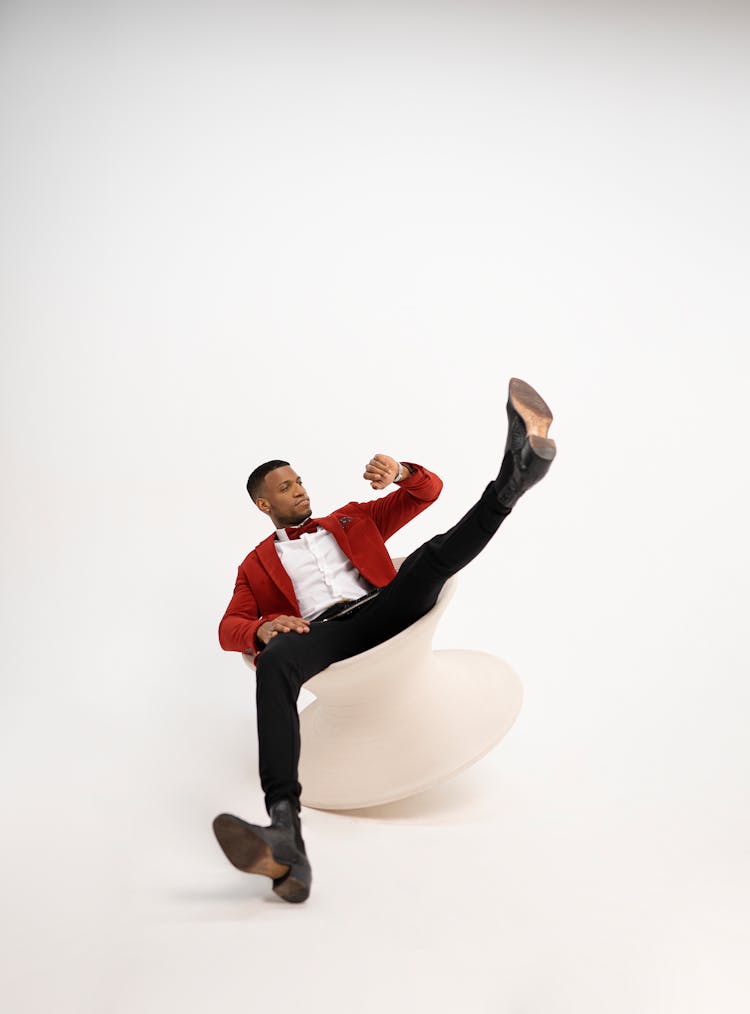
left=363, top=453, right=400, bottom=490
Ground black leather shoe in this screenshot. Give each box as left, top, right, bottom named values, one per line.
left=495, top=378, right=556, bottom=509
left=212, top=798, right=312, bottom=904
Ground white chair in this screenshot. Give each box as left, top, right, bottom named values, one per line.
left=243, top=559, right=523, bottom=811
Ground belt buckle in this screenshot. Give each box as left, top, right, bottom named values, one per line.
left=317, top=599, right=350, bottom=623
left=331, top=589, right=378, bottom=621
left=316, top=589, right=379, bottom=623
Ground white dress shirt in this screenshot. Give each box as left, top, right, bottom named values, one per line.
left=273, top=464, right=410, bottom=620
left=275, top=525, right=374, bottom=620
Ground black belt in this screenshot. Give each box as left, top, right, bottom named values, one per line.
left=311, top=588, right=381, bottom=623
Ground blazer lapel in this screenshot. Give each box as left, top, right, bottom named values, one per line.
left=319, top=514, right=380, bottom=586
left=256, top=534, right=300, bottom=612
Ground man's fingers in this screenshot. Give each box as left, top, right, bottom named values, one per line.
left=364, top=464, right=391, bottom=480
left=272, top=616, right=310, bottom=634
left=260, top=614, right=310, bottom=645
left=364, top=456, right=397, bottom=490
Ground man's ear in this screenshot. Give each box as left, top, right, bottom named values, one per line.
left=255, top=497, right=270, bottom=515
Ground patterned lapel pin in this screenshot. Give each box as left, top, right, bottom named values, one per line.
left=339, top=516, right=352, bottom=526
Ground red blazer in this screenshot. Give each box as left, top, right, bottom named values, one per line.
left=218, top=462, right=443, bottom=656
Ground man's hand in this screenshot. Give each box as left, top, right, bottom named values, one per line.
left=257, top=615, right=311, bottom=645
left=363, top=453, right=401, bottom=490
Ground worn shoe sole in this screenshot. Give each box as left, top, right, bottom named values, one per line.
left=508, top=377, right=554, bottom=441
left=213, top=813, right=291, bottom=879
left=213, top=813, right=312, bottom=903
left=509, top=378, right=557, bottom=468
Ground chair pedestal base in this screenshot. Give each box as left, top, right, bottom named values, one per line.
left=299, top=647, right=522, bottom=811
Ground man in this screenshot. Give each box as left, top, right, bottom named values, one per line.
left=214, top=377, right=556, bottom=904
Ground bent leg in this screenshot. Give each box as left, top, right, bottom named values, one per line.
left=254, top=618, right=374, bottom=815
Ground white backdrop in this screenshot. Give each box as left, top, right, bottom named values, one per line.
left=1, top=2, right=748, bottom=1012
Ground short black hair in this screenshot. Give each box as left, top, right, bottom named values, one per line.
left=246, top=459, right=290, bottom=501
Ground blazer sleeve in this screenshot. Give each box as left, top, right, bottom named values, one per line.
left=358, top=461, right=443, bottom=542
left=218, top=565, right=285, bottom=655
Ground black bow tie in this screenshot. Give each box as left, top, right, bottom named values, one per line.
left=284, top=518, right=320, bottom=540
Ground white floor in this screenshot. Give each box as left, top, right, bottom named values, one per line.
left=2, top=4, right=749, bottom=1012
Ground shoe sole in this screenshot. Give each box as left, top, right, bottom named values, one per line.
left=212, top=813, right=291, bottom=879
left=509, top=378, right=554, bottom=439
left=509, top=378, right=557, bottom=464
left=273, top=866, right=311, bottom=904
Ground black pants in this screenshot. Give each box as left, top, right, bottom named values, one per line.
left=255, top=480, right=512, bottom=815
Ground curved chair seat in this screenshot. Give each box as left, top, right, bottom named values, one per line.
left=243, top=561, right=523, bottom=811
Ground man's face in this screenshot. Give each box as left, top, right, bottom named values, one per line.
left=256, top=466, right=312, bottom=528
